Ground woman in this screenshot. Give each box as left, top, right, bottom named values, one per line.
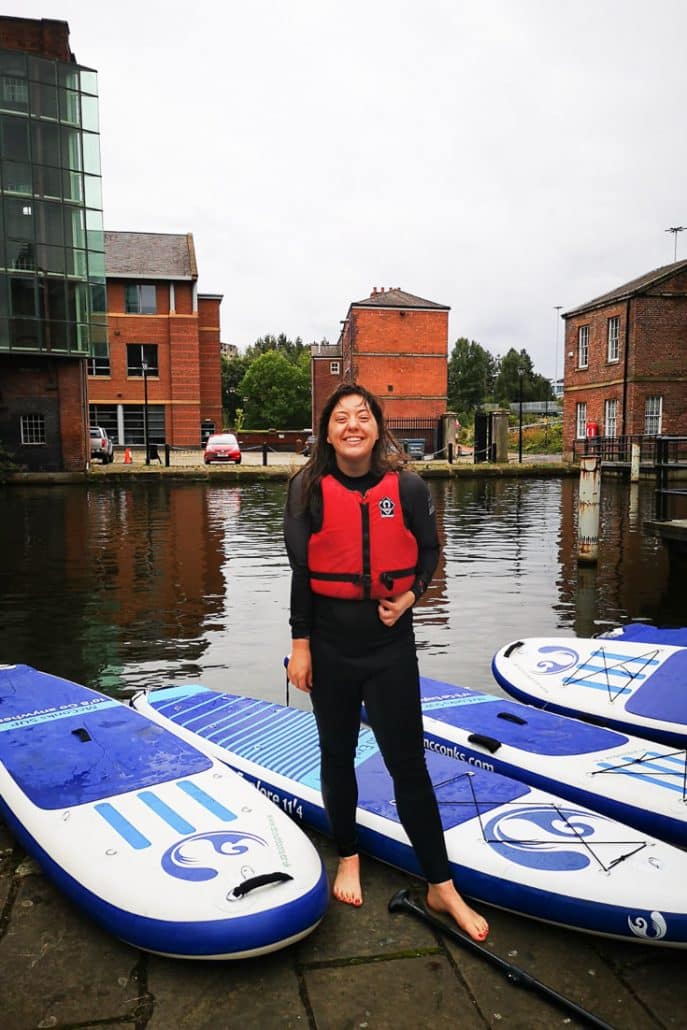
left=284, top=383, right=488, bottom=942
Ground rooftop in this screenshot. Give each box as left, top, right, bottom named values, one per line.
left=104, top=231, right=198, bottom=280
left=564, top=258, right=687, bottom=317
left=351, top=287, right=449, bottom=310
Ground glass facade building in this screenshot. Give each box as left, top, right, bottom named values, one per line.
left=0, top=46, right=107, bottom=360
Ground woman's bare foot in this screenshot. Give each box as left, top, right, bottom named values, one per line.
left=332, top=855, right=363, bottom=907
left=426, top=880, right=489, bottom=941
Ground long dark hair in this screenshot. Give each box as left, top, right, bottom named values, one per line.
left=296, top=383, right=403, bottom=509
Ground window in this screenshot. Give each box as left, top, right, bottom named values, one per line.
left=644, top=396, right=663, bottom=436
left=89, top=405, right=118, bottom=443
left=576, top=402, right=587, bottom=439
left=330, top=361, right=340, bottom=374
left=123, top=405, right=166, bottom=445
left=87, top=354, right=110, bottom=375
left=125, top=284, right=156, bottom=314
left=604, top=399, right=617, bottom=438
left=578, top=325, right=589, bottom=368
left=20, top=413, right=45, bottom=444
left=607, top=317, right=619, bottom=362
left=127, top=343, right=158, bottom=377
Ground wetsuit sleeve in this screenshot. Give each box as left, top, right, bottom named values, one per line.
left=283, top=473, right=313, bottom=639
left=399, top=470, right=439, bottom=600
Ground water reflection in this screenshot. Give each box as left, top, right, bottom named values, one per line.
left=0, top=476, right=684, bottom=702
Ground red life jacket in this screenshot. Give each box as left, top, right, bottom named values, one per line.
left=308, top=473, right=419, bottom=600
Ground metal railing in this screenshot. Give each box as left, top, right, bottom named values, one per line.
left=572, top=434, right=658, bottom=463
left=654, top=436, right=687, bottom=521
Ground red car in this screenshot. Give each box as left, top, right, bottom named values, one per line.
left=204, top=433, right=242, bottom=465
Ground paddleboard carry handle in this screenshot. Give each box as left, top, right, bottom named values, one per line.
left=503, top=640, right=524, bottom=658
left=388, top=889, right=614, bottom=1030
left=229, top=871, right=294, bottom=900
left=497, top=710, right=527, bottom=725
left=71, top=727, right=92, bottom=742
left=466, top=732, right=501, bottom=754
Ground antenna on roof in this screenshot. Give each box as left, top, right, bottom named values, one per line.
left=665, top=226, right=686, bottom=261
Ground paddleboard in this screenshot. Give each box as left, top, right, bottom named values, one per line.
left=492, top=637, right=687, bottom=749
left=133, top=683, right=687, bottom=948
left=0, top=665, right=328, bottom=959
left=414, top=676, right=687, bottom=848
left=599, top=624, right=687, bottom=647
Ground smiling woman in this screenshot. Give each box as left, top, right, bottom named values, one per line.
left=283, top=382, right=489, bottom=941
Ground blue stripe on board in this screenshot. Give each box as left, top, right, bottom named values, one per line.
left=0, top=697, right=119, bottom=732
left=176, top=781, right=237, bottom=821
left=575, top=662, right=648, bottom=680
left=422, top=695, right=498, bottom=712
left=563, top=678, right=633, bottom=694
left=586, top=651, right=660, bottom=665
left=94, top=802, right=151, bottom=849
left=596, top=754, right=687, bottom=795
left=137, top=791, right=196, bottom=833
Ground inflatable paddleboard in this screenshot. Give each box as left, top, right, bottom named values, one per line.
left=133, top=684, right=687, bottom=947
left=0, top=665, right=327, bottom=959
left=599, top=624, right=687, bottom=647
left=493, top=638, right=687, bottom=749
left=414, top=676, right=687, bottom=848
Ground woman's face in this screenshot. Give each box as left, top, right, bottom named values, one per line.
left=326, top=393, right=379, bottom=473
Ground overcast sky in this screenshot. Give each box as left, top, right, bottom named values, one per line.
left=8, top=0, right=687, bottom=377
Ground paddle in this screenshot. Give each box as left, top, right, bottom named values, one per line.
left=388, top=889, right=615, bottom=1030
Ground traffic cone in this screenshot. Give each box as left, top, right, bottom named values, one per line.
left=124, top=447, right=132, bottom=464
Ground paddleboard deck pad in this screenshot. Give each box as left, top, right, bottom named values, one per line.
left=492, top=637, right=687, bottom=748
left=415, top=676, right=687, bottom=848
left=0, top=665, right=328, bottom=959
left=134, top=684, right=687, bottom=947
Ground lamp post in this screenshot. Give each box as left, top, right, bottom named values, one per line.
left=518, top=366, right=524, bottom=464
left=553, top=305, right=563, bottom=394
left=665, top=226, right=686, bottom=261
left=142, top=360, right=150, bottom=465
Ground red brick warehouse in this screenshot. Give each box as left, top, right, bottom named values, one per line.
left=562, top=260, right=687, bottom=460
left=311, top=287, right=450, bottom=433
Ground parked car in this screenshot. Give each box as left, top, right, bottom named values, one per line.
left=302, top=434, right=316, bottom=457
left=90, top=426, right=114, bottom=463
left=204, top=433, right=242, bottom=465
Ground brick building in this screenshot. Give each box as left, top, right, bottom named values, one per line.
left=562, top=260, right=687, bottom=460
left=311, top=287, right=449, bottom=433
left=89, top=232, right=222, bottom=449
left=0, top=17, right=106, bottom=471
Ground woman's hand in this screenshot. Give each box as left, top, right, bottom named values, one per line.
left=287, top=639, right=313, bottom=693
left=377, top=590, right=415, bottom=628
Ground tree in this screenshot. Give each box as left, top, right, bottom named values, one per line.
left=493, top=348, right=554, bottom=405
left=221, top=352, right=250, bottom=425
left=238, top=350, right=311, bottom=428
left=447, top=338, right=497, bottom=413
left=244, top=333, right=307, bottom=363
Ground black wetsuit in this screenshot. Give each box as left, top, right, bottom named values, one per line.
left=284, top=466, right=452, bottom=883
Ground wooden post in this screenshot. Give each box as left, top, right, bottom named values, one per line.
left=630, top=441, right=640, bottom=483
left=578, top=456, right=600, bottom=564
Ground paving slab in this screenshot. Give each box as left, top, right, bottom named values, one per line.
left=0, top=868, right=140, bottom=1029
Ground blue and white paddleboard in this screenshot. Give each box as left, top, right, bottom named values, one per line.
left=0, top=665, right=328, bottom=959
left=415, top=676, right=687, bottom=848
left=492, top=637, right=687, bottom=749
left=133, top=684, right=687, bottom=948
left=599, top=624, right=687, bottom=647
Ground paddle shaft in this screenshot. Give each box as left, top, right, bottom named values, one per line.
left=388, top=890, right=615, bottom=1030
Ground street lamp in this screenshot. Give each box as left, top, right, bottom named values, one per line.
left=518, top=366, right=524, bottom=464
left=142, top=360, right=150, bottom=465
left=553, top=305, right=563, bottom=394
left=665, top=226, right=686, bottom=261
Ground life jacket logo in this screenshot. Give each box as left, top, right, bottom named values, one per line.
left=378, top=497, right=395, bottom=518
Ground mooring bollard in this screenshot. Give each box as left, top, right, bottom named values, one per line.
left=630, top=441, right=640, bottom=483
left=578, top=456, right=600, bottom=563
left=262, top=443, right=268, bottom=466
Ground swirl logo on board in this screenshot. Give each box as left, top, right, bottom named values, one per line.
left=534, top=644, right=579, bottom=675
left=484, top=806, right=613, bottom=870
left=161, top=830, right=268, bottom=881
left=628, top=911, right=667, bottom=941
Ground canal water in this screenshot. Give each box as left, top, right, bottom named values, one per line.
left=1, top=476, right=685, bottom=706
